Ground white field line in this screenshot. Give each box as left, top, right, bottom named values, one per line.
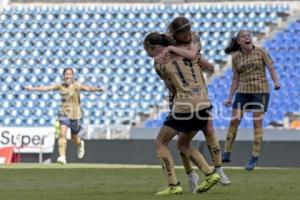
left=0, top=163, right=294, bottom=170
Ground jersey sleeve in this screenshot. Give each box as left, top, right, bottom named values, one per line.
left=154, top=63, right=168, bottom=80
left=154, top=63, right=174, bottom=94
left=75, top=82, right=86, bottom=90
left=191, top=32, right=202, bottom=53
left=259, top=47, right=273, bottom=65
left=51, top=84, right=62, bottom=91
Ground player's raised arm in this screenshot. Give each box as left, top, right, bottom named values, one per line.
left=24, top=85, right=58, bottom=92
left=79, top=83, right=104, bottom=92
left=163, top=44, right=198, bottom=60
left=148, top=33, right=173, bottom=64
left=164, top=17, right=201, bottom=60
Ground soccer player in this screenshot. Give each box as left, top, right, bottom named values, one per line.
left=144, top=32, right=220, bottom=195
left=222, top=30, right=281, bottom=170
left=155, top=16, right=230, bottom=185
left=24, top=68, right=104, bottom=164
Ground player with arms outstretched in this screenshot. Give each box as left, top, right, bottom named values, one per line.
left=25, top=68, right=104, bottom=164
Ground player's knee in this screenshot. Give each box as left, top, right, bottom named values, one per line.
left=155, top=138, right=166, bottom=149
left=71, top=135, right=77, bottom=140
left=230, top=119, right=241, bottom=128
left=176, top=143, right=184, bottom=152
left=59, top=134, right=66, bottom=139
left=253, top=120, right=263, bottom=129
left=203, top=126, right=214, bottom=136
left=176, top=140, right=189, bottom=152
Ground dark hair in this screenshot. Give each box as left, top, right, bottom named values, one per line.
left=143, top=32, right=175, bottom=51
left=224, top=30, right=249, bottom=54
left=168, top=16, right=191, bottom=35
left=224, top=37, right=240, bottom=54
left=63, top=68, right=74, bottom=75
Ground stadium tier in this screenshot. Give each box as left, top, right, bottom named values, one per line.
left=0, top=4, right=290, bottom=126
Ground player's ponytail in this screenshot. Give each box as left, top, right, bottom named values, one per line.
left=160, top=34, right=175, bottom=46
left=224, top=31, right=242, bottom=54
left=144, top=32, right=174, bottom=51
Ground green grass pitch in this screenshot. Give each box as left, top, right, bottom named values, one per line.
left=0, top=164, right=299, bottom=200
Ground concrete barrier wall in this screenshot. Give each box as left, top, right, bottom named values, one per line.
left=129, top=128, right=300, bottom=141
left=49, top=128, right=300, bottom=167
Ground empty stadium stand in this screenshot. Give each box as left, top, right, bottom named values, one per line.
left=0, top=3, right=291, bottom=127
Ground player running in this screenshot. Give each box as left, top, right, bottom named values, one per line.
left=25, top=67, right=104, bottom=164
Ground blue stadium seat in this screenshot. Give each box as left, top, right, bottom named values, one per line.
left=0, top=4, right=291, bottom=126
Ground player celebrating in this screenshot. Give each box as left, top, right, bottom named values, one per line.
left=222, top=30, right=280, bottom=170
left=154, top=16, right=230, bottom=185
left=25, top=68, right=104, bottom=164
left=144, top=32, right=220, bottom=195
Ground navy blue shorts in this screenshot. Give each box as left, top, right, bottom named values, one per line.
left=58, top=114, right=82, bottom=134
left=233, top=93, right=270, bottom=112
left=163, top=106, right=212, bottom=134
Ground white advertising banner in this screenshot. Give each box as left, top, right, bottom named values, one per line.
left=0, top=127, right=55, bottom=153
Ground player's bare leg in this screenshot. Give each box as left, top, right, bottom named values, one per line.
left=57, top=125, right=68, bottom=164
